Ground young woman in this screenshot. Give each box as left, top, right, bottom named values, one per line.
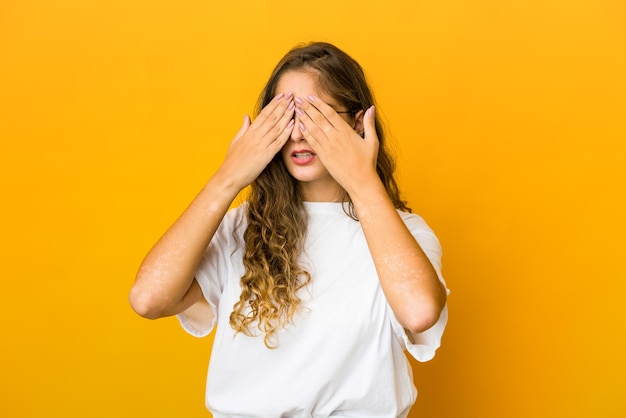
left=130, top=42, right=449, bottom=417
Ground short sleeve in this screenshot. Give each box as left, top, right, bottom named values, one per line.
left=176, top=207, right=244, bottom=337
left=392, top=212, right=450, bottom=362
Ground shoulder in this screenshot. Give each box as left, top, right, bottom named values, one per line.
left=397, top=210, right=432, bottom=231
left=222, top=203, right=248, bottom=228
left=397, top=210, right=443, bottom=254
left=212, top=204, right=248, bottom=245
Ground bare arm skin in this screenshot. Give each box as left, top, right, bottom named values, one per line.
left=347, top=176, right=447, bottom=333
left=296, top=97, right=447, bottom=334
left=129, top=177, right=241, bottom=319
left=129, top=93, right=295, bottom=319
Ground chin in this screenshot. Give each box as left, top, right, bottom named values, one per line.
left=285, top=165, right=325, bottom=182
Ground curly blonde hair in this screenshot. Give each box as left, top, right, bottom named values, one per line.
left=229, top=42, right=410, bottom=347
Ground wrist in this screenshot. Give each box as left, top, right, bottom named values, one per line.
left=200, top=172, right=243, bottom=207
left=209, top=168, right=245, bottom=196
left=344, top=172, right=386, bottom=205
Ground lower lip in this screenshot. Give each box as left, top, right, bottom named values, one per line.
left=291, top=154, right=316, bottom=165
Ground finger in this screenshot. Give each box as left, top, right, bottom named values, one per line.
left=295, top=107, right=327, bottom=151
left=265, top=99, right=295, bottom=145
left=271, top=119, right=295, bottom=152
left=363, top=106, right=376, bottom=141
left=301, top=95, right=345, bottom=129
left=253, top=92, right=292, bottom=132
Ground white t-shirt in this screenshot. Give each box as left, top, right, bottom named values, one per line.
left=178, top=202, right=449, bottom=418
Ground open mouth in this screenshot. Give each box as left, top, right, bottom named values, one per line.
left=291, top=150, right=316, bottom=164
left=293, top=152, right=314, bottom=158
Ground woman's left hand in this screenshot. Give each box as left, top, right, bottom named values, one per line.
left=295, top=95, right=380, bottom=194
left=297, top=96, right=447, bottom=333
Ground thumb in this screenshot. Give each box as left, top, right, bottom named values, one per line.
left=363, top=106, right=376, bottom=141
left=233, top=114, right=251, bottom=142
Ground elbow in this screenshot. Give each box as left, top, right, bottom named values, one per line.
left=403, top=292, right=447, bottom=334
left=129, top=286, right=165, bottom=320
left=403, top=307, right=441, bottom=334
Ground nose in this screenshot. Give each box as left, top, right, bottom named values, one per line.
left=289, top=115, right=305, bottom=142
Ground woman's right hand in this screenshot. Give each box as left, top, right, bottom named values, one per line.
left=129, top=93, right=294, bottom=320
left=217, top=92, right=295, bottom=189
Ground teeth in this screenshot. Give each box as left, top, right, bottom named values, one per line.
left=294, top=152, right=312, bottom=158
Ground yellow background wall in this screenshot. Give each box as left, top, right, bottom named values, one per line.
left=1, top=1, right=624, bottom=417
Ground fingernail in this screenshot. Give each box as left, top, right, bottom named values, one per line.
left=367, top=105, right=375, bottom=117
left=286, top=91, right=293, bottom=99
left=276, top=93, right=284, bottom=100
left=307, top=95, right=317, bottom=102
left=287, top=119, right=295, bottom=128
left=295, top=97, right=304, bottom=105
left=295, top=107, right=303, bottom=117
left=288, top=101, right=295, bottom=111
left=299, top=121, right=306, bottom=131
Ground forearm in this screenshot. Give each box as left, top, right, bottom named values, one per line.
left=130, top=94, right=295, bottom=319
left=348, top=177, right=447, bottom=333
left=129, top=172, right=241, bottom=319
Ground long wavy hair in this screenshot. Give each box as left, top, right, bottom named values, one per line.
left=229, top=42, right=410, bottom=347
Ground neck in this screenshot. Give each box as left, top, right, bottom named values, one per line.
left=299, top=181, right=345, bottom=202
